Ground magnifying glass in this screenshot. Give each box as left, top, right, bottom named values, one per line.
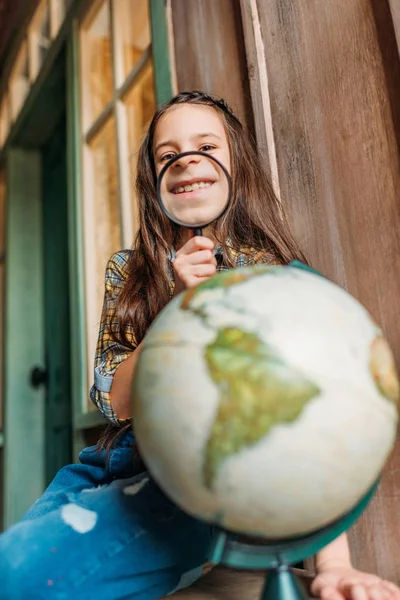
left=156, top=151, right=232, bottom=236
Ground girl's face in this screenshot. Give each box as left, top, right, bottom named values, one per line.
left=153, top=105, right=231, bottom=228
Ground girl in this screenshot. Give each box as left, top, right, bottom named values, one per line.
left=1, top=91, right=399, bottom=600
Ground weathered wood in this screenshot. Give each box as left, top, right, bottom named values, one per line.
left=239, top=0, right=281, bottom=199
left=171, top=0, right=255, bottom=133
left=164, top=566, right=314, bottom=600
left=0, top=0, right=38, bottom=80
left=387, top=0, right=400, bottom=54
left=250, top=0, right=400, bottom=581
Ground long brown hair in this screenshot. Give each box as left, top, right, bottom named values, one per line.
left=100, top=91, right=306, bottom=451
left=116, top=91, right=305, bottom=350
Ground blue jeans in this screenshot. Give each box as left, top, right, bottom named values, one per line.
left=0, top=431, right=215, bottom=599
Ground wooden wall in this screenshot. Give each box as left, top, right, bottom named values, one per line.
left=250, top=0, right=400, bottom=581
left=0, top=0, right=39, bottom=80
left=169, top=0, right=400, bottom=583
left=170, top=0, right=255, bottom=134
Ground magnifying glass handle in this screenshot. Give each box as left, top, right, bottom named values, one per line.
left=193, top=227, right=203, bottom=237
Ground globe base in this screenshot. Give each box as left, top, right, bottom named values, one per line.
left=207, top=482, right=378, bottom=600
left=261, top=564, right=308, bottom=600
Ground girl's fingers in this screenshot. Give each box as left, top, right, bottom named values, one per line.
left=339, top=581, right=392, bottom=600
left=382, top=581, right=400, bottom=598
left=191, top=263, right=217, bottom=277
left=178, top=236, right=214, bottom=255
left=320, top=585, right=346, bottom=600
left=185, top=249, right=216, bottom=265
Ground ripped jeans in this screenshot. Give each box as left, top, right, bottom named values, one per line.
left=0, top=431, right=215, bottom=599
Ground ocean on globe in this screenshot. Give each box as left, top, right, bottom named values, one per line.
left=131, top=262, right=399, bottom=539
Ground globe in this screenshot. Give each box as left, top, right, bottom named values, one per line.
left=131, top=262, right=399, bottom=539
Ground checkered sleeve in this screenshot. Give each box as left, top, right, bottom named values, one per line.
left=232, top=247, right=281, bottom=267
left=250, top=249, right=281, bottom=265
left=89, top=250, right=136, bottom=426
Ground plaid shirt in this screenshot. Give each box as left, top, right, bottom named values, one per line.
left=90, top=246, right=277, bottom=425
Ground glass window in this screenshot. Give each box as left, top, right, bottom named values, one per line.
left=88, top=117, right=120, bottom=314
left=9, top=41, right=30, bottom=122
left=79, top=0, right=158, bottom=415
left=84, top=117, right=121, bottom=391
left=80, top=1, right=113, bottom=130
left=123, top=60, right=156, bottom=234
left=112, top=0, right=151, bottom=87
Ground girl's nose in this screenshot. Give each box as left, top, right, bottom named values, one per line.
left=173, top=153, right=201, bottom=169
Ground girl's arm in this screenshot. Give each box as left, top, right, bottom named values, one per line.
left=315, top=533, right=352, bottom=572
left=109, top=236, right=217, bottom=419
left=89, top=251, right=136, bottom=426
left=109, top=341, right=144, bottom=420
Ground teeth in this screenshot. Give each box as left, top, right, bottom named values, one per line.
left=173, top=181, right=212, bottom=193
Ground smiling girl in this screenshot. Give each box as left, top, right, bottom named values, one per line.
left=0, top=92, right=399, bottom=600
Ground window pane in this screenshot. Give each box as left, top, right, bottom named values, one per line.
left=85, top=118, right=121, bottom=410
left=123, top=61, right=156, bottom=233
left=29, top=0, right=51, bottom=81
left=113, top=0, right=151, bottom=87
left=89, top=117, right=120, bottom=314
left=81, top=1, right=113, bottom=128
left=9, top=41, right=30, bottom=122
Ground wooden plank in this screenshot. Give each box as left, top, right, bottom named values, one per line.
left=387, top=0, right=400, bottom=53
left=370, top=0, right=400, bottom=169
left=239, top=0, right=281, bottom=200
left=164, top=567, right=314, bottom=600
left=4, top=149, right=45, bottom=528
left=170, top=0, right=255, bottom=133
left=0, top=0, right=92, bottom=159
left=253, top=0, right=400, bottom=581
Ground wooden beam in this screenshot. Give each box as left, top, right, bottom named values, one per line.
left=253, top=0, right=400, bottom=581
left=170, top=0, right=255, bottom=133
left=164, top=567, right=313, bottom=600
left=239, top=0, right=281, bottom=200
left=387, top=0, right=400, bottom=54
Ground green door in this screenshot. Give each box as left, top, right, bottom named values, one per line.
left=4, top=112, right=72, bottom=527
left=41, top=112, right=72, bottom=486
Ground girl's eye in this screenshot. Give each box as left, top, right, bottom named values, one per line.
left=160, top=152, right=175, bottom=162
left=200, top=144, right=216, bottom=152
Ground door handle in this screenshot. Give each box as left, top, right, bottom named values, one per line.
left=30, top=366, right=48, bottom=389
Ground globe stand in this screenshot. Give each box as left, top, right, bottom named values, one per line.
left=208, top=482, right=378, bottom=600
left=261, top=564, right=308, bottom=600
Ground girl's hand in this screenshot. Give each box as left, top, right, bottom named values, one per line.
left=311, top=565, right=400, bottom=600
left=173, top=236, right=217, bottom=294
